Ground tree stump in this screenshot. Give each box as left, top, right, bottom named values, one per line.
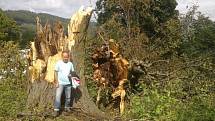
left=26, top=7, right=107, bottom=119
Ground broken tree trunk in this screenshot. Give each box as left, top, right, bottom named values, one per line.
left=26, top=7, right=106, bottom=119
left=68, top=7, right=106, bottom=117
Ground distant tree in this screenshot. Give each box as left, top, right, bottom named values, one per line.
left=180, top=6, right=215, bottom=57
left=96, top=0, right=179, bottom=36
left=95, top=0, right=180, bottom=60
left=19, top=24, right=36, bottom=48
left=0, top=9, right=20, bottom=42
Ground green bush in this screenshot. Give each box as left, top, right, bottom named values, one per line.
left=127, top=84, right=179, bottom=120
left=0, top=41, right=27, bottom=118
left=126, top=83, right=215, bottom=121
left=176, top=95, right=215, bottom=121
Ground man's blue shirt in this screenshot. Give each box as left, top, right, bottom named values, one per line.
left=55, top=60, right=74, bottom=85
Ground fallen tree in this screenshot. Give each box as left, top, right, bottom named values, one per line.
left=91, top=39, right=129, bottom=115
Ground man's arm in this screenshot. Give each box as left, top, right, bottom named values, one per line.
left=54, top=71, right=59, bottom=87
left=54, top=61, right=59, bottom=87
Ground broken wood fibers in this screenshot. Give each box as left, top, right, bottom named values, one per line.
left=27, top=7, right=93, bottom=83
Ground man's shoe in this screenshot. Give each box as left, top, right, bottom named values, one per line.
left=53, top=111, right=60, bottom=117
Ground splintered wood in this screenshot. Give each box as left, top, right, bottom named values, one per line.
left=27, top=17, right=64, bottom=83
left=92, top=39, right=129, bottom=115
left=27, top=7, right=93, bottom=83
left=68, top=7, right=93, bottom=49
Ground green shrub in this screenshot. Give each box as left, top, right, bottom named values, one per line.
left=176, top=95, right=215, bottom=121
left=0, top=41, right=27, bottom=118
left=126, top=83, right=215, bottom=121
left=127, top=84, right=179, bottom=120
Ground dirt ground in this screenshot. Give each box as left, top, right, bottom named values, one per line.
left=15, top=108, right=125, bottom=121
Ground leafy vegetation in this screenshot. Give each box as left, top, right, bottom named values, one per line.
left=0, top=9, right=20, bottom=43
left=90, top=0, right=215, bottom=120
left=0, top=10, right=27, bottom=119
left=0, top=41, right=27, bottom=118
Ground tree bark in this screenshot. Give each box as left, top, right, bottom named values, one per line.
left=26, top=6, right=107, bottom=119
left=68, top=7, right=106, bottom=118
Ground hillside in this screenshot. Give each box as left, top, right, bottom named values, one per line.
left=5, top=10, right=69, bottom=27
left=4, top=10, right=97, bottom=48
left=4, top=10, right=70, bottom=48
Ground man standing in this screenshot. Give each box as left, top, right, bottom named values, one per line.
left=53, top=50, right=74, bottom=117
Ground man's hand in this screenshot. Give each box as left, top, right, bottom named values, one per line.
left=54, top=71, right=59, bottom=88
left=55, top=81, right=59, bottom=88
left=53, top=79, right=59, bottom=88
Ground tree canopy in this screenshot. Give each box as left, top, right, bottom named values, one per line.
left=91, top=1, right=215, bottom=120
left=0, top=9, right=20, bottom=43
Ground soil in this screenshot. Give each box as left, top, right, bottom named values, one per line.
left=17, top=109, right=124, bottom=121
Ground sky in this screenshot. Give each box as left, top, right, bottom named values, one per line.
left=0, top=0, right=214, bottom=20
left=176, top=0, right=215, bottom=20
left=0, top=0, right=97, bottom=18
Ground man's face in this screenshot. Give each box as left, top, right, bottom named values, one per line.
left=62, top=52, right=69, bottom=63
